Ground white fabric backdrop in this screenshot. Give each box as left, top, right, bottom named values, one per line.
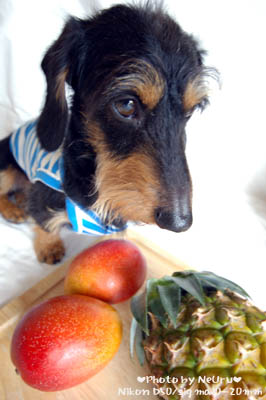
left=1, top=0, right=266, bottom=309
left=0, top=0, right=101, bottom=307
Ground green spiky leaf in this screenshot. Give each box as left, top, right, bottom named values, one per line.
left=130, top=317, right=145, bottom=365
left=171, top=272, right=206, bottom=306
left=130, top=317, right=138, bottom=359
left=135, top=322, right=146, bottom=365
left=157, top=281, right=181, bottom=328
left=197, top=271, right=250, bottom=299
left=147, top=279, right=168, bottom=328
left=130, top=288, right=149, bottom=335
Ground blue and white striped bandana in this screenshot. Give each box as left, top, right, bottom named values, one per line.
left=9, top=120, right=126, bottom=236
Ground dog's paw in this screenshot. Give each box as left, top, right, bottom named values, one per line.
left=34, top=226, right=65, bottom=265
left=36, top=240, right=65, bottom=265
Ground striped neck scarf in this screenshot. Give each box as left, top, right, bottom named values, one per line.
left=9, top=120, right=126, bottom=235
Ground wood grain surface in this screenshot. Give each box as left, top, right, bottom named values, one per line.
left=0, top=230, right=189, bottom=400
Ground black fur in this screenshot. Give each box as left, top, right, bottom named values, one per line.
left=0, top=2, right=213, bottom=236
left=0, top=137, right=18, bottom=170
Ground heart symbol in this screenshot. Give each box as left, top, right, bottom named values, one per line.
left=233, top=377, right=242, bottom=383
left=137, top=376, right=146, bottom=383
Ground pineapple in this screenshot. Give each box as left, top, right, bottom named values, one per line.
left=130, top=271, right=266, bottom=400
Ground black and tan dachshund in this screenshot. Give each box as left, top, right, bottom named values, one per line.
left=0, top=2, right=214, bottom=264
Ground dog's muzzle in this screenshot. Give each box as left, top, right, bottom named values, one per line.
left=154, top=204, right=192, bottom=233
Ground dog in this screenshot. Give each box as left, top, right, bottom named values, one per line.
left=0, top=2, right=213, bottom=264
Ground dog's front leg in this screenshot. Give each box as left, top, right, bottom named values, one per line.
left=33, top=225, right=65, bottom=264
left=28, top=182, right=69, bottom=264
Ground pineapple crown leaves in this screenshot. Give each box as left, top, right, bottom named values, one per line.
left=130, top=270, right=250, bottom=364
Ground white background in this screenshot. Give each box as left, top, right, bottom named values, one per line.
left=0, top=0, right=266, bottom=309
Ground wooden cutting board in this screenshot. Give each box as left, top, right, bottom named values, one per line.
left=0, top=230, right=189, bottom=400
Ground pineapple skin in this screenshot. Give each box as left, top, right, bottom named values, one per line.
left=143, top=290, right=266, bottom=400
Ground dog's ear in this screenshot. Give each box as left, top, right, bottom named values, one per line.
left=37, top=18, right=85, bottom=151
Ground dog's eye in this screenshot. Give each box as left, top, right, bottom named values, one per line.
left=113, top=99, right=137, bottom=118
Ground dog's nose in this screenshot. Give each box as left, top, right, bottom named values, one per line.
left=154, top=207, right=192, bottom=232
